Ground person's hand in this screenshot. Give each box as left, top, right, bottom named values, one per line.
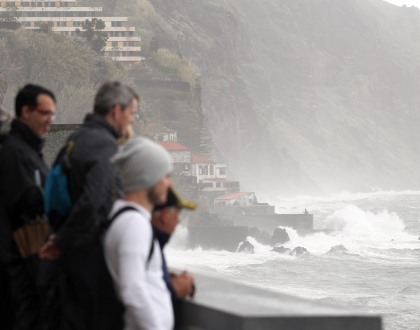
left=170, top=271, right=195, bottom=299
left=39, top=234, right=61, bottom=260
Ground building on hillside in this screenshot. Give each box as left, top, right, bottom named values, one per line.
left=191, top=154, right=227, bottom=182
left=0, top=0, right=142, bottom=62
left=214, top=192, right=257, bottom=207
left=191, top=154, right=239, bottom=195
left=159, top=141, right=192, bottom=176
left=144, top=123, right=178, bottom=143
left=200, top=178, right=240, bottom=193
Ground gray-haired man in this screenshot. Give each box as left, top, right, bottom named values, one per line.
left=40, top=81, right=139, bottom=329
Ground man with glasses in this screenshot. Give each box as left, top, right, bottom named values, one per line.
left=0, top=84, right=56, bottom=330
left=40, top=81, right=139, bottom=329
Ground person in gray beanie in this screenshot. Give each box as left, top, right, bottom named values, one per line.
left=104, top=136, right=174, bottom=330
left=112, top=137, right=173, bottom=194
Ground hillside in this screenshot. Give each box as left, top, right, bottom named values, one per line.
left=0, top=29, right=127, bottom=123
left=16, top=0, right=420, bottom=196
left=124, top=0, right=420, bottom=196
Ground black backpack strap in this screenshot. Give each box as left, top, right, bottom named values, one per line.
left=106, top=206, right=155, bottom=267
left=109, top=206, right=138, bottom=223
left=147, top=230, right=155, bottom=268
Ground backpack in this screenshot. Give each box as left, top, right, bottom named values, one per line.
left=93, top=205, right=155, bottom=330
left=44, top=140, right=74, bottom=230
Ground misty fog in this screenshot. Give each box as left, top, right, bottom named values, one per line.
left=1, top=1, right=420, bottom=329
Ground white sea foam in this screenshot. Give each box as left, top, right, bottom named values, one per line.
left=166, top=193, right=420, bottom=330
left=266, top=190, right=420, bottom=213
left=279, top=205, right=419, bottom=255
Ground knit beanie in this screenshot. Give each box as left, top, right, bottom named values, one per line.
left=111, top=137, right=173, bottom=193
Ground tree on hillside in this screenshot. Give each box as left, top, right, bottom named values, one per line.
left=0, top=6, right=20, bottom=22
left=0, top=30, right=128, bottom=121
left=38, top=22, right=53, bottom=34
left=149, top=36, right=159, bottom=53
left=199, top=114, right=213, bottom=158
left=76, top=18, right=108, bottom=54
left=0, top=38, right=19, bottom=107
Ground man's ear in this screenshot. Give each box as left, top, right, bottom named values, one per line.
left=109, top=105, right=120, bottom=120
left=160, top=208, right=169, bottom=223
left=21, top=106, right=31, bottom=120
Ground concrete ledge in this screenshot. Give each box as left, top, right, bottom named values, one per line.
left=176, top=274, right=382, bottom=330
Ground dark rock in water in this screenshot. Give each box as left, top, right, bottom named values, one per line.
left=271, top=228, right=290, bottom=245
left=327, top=245, right=348, bottom=254
left=272, top=246, right=291, bottom=254
left=238, top=240, right=255, bottom=254
left=290, top=246, right=309, bottom=256
left=248, top=227, right=271, bottom=245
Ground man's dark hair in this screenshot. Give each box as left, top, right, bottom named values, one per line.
left=94, top=81, right=139, bottom=116
left=15, top=84, right=56, bottom=118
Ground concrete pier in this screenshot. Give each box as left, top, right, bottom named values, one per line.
left=176, top=274, right=382, bottom=330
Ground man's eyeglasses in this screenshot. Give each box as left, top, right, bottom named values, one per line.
left=33, top=108, right=56, bottom=120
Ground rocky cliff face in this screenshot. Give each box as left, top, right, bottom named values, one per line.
left=145, top=0, right=420, bottom=196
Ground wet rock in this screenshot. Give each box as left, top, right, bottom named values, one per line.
left=290, top=246, right=309, bottom=256
left=247, top=227, right=271, bottom=245
left=238, top=240, right=255, bottom=254
left=271, top=228, right=290, bottom=245
left=272, top=246, right=291, bottom=254
left=327, top=245, right=348, bottom=254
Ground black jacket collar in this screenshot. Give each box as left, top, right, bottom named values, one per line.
left=153, top=226, right=171, bottom=249
left=11, top=119, right=44, bottom=153
left=83, top=113, right=119, bottom=139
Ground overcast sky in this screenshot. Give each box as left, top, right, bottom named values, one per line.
left=383, top=0, right=420, bottom=8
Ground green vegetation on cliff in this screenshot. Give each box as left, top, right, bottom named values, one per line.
left=0, top=29, right=127, bottom=123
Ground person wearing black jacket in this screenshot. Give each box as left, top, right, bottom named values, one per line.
left=40, top=81, right=139, bottom=330
left=152, top=187, right=196, bottom=326
left=0, top=85, right=56, bottom=330
left=0, top=107, right=14, bottom=330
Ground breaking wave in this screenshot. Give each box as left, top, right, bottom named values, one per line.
left=280, top=205, right=419, bottom=255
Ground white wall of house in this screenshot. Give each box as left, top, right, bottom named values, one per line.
left=193, top=163, right=227, bottom=182
left=201, top=180, right=240, bottom=192
left=215, top=193, right=257, bottom=207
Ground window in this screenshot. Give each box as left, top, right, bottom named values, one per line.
left=216, top=183, right=221, bottom=188
left=218, top=168, right=226, bottom=176
left=112, top=41, right=118, bottom=48
left=210, top=166, right=214, bottom=175
left=111, top=21, right=122, bottom=27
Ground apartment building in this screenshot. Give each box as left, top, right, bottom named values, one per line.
left=0, top=0, right=142, bottom=62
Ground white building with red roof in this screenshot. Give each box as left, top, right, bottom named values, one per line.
left=159, top=141, right=192, bottom=176
left=191, top=154, right=239, bottom=193
left=191, top=154, right=227, bottom=181
left=144, top=123, right=178, bottom=143
left=214, top=192, right=257, bottom=207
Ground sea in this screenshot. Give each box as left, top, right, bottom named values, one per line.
left=166, top=190, right=420, bottom=330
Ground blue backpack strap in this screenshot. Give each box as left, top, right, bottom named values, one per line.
left=107, top=206, right=155, bottom=266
